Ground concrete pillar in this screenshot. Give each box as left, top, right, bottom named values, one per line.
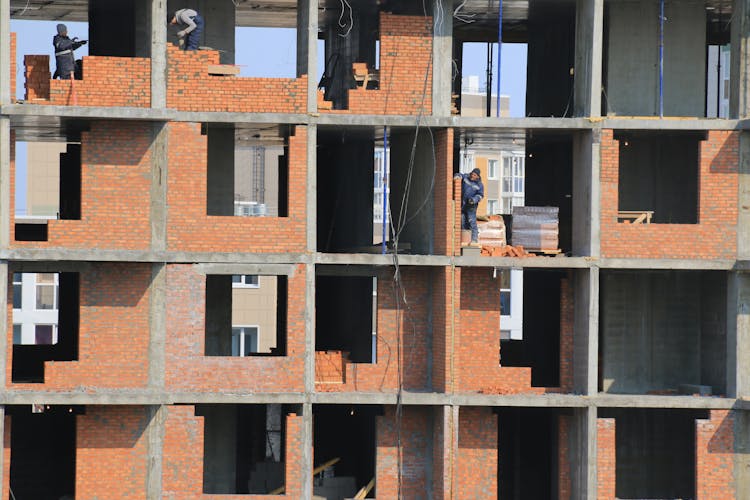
left=734, top=410, right=750, bottom=499
left=304, top=263, right=315, bottom=393
left=432, top=0, right=453, bottom=117
left=731, top=0, right=750, bottom=118
left=738, top=132, right=750, bottom=258
left=300, top=403, right=313, bottom=499
left=573, top=267, right=598, bottom=395
left=205, top=275, right=232, bottom=356
left=145, top=405, right=166, bottom=499
left=573, top=0, right=603, bottom=117
left=572, top=130, right=600, bottom=257
left=150, top=122, right=168, bottom=249
left=148, top=264, right=166, bottom=388
left=206, top=126, right=235, bottom=216
left=0, top=117, right=9, bottom=247
left=297, top=0, right=318, bottom=112
left=0, top=0, right=9, bottom=104
left=570, top=406, right=596, bottom=500
left=151, top=0, right=167, bottom=108
left=389, top=130, right=435, bottom=254
left=727, top=272, right=750, bottom=398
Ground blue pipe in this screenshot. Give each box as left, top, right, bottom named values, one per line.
left=496, top=0, right=503, bottom=117
left=659, top=0, right=664, bottom=117
left=381, top=126, right=388, bottom=254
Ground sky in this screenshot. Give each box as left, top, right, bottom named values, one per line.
left=9, top=19, right=527, bottom=213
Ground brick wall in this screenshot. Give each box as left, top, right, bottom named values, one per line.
left=325, top=14, right=433, bottom=116
left=162, top=405, right=303, bottom=499
left=167, top=123, right=307, bottom=253
left=164, top=264, right=306, bottom=392
left=76, top=406, right=150, bottom=499
left=455, top=407, right=497, bottom=498
left=11, top=121, right=153, bottom=250
left=315, top=267, right=430, bottom=392
left=453, top=174, right=462, bottom=255
left=24, top=55, right=150, bottom=107
left=2, top=417, right=9, bottom=500
left=376, top=406, right=431, bottom=498
left=7, top=263, right=152, bottom=390
left=559, top=277, right=574, bottom=392
left=695, top=410, right=736, bottom=499
left=600, top=129, right=738, bottom=259
left=434, top=129, right=454, bottom=256
left=431, top=267, right=451, bottom=392
left=597, top=417, right=616, bottom=500
left=558, top=415, right=571, bottom=500
left=167, top=46, right=307, bottom=113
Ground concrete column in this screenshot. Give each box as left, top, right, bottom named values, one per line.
left=734, top=410, right=750, bottom=499
left=727, top=272, right=750, bottom=398
left=573, top=0, right=603, bottom=117
left=731, top=0, right=750, bottom=118
left=151, top=0, right=167, bottom=108
left=573, top=267, right=598, bottom=395
left=0, top=117, right=10, bottom=248
left=432, top=0, right=453, bottom=117
left=738, top=131, right=750, bottom=258
left=0, top=0, right=9, bottom=104
left=570, top=406, right=597, bottom=500
left=297, top=0, right=318, bottom=112
left=300, top=403, right=313, bottom=499
left=150, top=122, right=168, bottom=249
left=145, top=405, right=166, bottom=499
left=304, top=263, right=315, bottom=393
left=148, top=264, right=166, bottom=388
left=572, top=130, right=600, bottom=257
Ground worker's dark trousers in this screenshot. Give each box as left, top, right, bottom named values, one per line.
left=462, top=207, right=479, bottom=242
left=185, top=14, right=204, bottom=50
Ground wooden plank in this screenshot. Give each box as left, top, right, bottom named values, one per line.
left=353, top=478, right=375, bottom=499
left=207, top=64, right=240, bottom=76
left=269, top=457, right=341, bottom=495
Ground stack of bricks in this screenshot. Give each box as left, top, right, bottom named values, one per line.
left=166, top=46, right=308, bottom=113
left=23, top=55, right=50, bottom=101
left=600, top=129, right=739, bottom=259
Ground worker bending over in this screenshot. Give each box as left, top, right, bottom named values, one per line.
left=53, top=24, right=86, bottom=80
left=169, top=8, right=204, bottom=50
left=455, top=168, right=484, bottom=247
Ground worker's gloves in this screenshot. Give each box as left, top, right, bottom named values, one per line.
left=177, top=30, right=187, bottom=38
left=467, top=198, right=476, bottom=206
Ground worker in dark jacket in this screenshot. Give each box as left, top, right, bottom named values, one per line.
left=169, top=8, right=204, bottom=51
left=53, top=24, right=86, bottom=80
left=455, top=168, right=484, bottom=246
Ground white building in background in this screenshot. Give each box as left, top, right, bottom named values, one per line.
left=707, top=44, right=730, bottom=118
left=13, top=272, right=59, bottom=345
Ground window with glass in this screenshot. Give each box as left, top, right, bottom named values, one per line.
left=13, top=324, right=21, bottom=344
left=487, top=159, right=499, bottom=179
left=35, top=273, right=57, bottom=310
left=12, top=273, right=22, bottom=309
left=487, top=199, right=499, bottom=215
left=232, top=326, right=259, bottom=356
left=501, top=153, right=525, bottom=214
left=34, top=324, right=56, bottom=345
left=232, top=275, right=259, bottom=288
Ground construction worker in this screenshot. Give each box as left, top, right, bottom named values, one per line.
left=455, top=168, right=484, bottom=247
left=169, top=8, right=204, bottom=51
left=53, top=24, right=86, bottom=80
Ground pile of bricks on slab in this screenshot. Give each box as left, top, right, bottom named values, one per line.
left=476, top=214, right=532, bottom=257
left=478, top=207, right=560, bottom=257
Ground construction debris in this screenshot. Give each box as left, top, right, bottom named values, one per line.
left=481, top=245, right=532, bottom=257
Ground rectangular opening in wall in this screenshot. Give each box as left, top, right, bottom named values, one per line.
left=13, top=140, right=81, bottom=242
left=8, top=404, right=82, bottom=500
left=497, top=407, right=563, bottom=499
left=315, top=274, right=376, bottom=365
left=313, top=404, right=378, bottom=498
left=197, top=403, right=293, bottom=494
left=205, top=274, right=287, bottom=357
left=599, top=408, right=708, bottom=500
left=459, top=42, right=527, bottom=118
left=500, top=269, right=565, bottom=388
left=615, top=131, right=702, bottom=224
left=11, top=271, right=79, bottom=383
left=205, top=124, right=290, bottom=218
left=599, top=270, right=727, bottom=395
left=234, top=27, right=297, bottom=77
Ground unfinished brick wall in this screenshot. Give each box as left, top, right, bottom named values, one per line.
left=452, top=177, right=463, bottom=255
left=76, top=406, right=150, bottom=500
left=7, top=263, right=152, bottom=390
left=558, top=416, right=571, bottom=500
left=600, top=129, right=738, bottom=259
left=431, top=267, right=452, bottom=392
left=434, top=129, right=454, bottom=256
left=167, top=46, right=307, bottom=113
left=559, top=276, right=574, bottom=392
left=162, top=405, right=303, bottom=499
left=324, top=13, right=433, bottom=115
left=376, top=406, right=431, bottom=498
left=315, top=267, right=430, bottom=392
left=695, top=410, right=736, bottom=499
left=455, top=407, right=497, bottom=499
left=24, top=55, right=150, bottom=107
left=167, top=123, right=307, bottom=253
left=164, top=264, right=305, bottom=393
left=11, top=121, right=153, bottom=250
left=597, top=417, right=616, bottom=500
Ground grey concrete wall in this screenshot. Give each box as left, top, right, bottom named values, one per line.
left=389, top=130, right=435, bottom=255
left=168, top=0, right=235, bottom=63
left=202, top=405, right=238, bottom=494
left=573, top=0, right=603, bottom=117
left=606, top=0, right=705, bottom=116
left=730, top=0, right=750, bottom=118
left=700, top=273, right=727, bottom=394
left=206, top=127, right=235, bottom=216
left=205, top=275, right=232, bottom=356
left=432, top=0, right=453, bottom=117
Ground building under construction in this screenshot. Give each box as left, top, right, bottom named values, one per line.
left=1, top=0, right=750, bottom=498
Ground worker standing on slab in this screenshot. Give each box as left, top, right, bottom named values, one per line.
left=169, top=8, right=204, bottom=51
left=53, top=24, right=86, bottom=80
left=455, top=168, right=484, bottom=247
